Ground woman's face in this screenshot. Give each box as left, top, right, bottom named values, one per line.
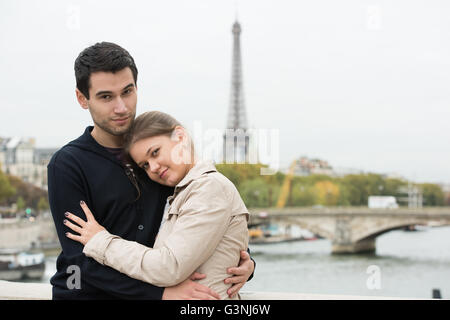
left=129, top=128, right=193, bottom=187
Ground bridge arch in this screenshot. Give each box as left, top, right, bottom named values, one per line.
left=281, top=217, right=335, bottom=240
left=353, top=220, right=426, bottom=243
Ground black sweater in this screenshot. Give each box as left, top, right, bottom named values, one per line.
left=47, top=126, right=173, bottom=299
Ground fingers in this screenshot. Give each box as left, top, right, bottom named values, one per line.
left=207, top=288, right=221, bottom=300
left=64, top=212, right=86, bottom=227
left=80, top=200, right=95, bottom=221
left=227, top=266, right=245, bottom=275
left=240, top=250, right=250, bottom=260
left=194, top=283, right=221, bottom=300
left=63, top=218, right=83, bottom=234
left=224, top=275, right=246, bottom=285
left=227, top=282, right=244, bottom=298
left=65, top=231, right=83, bottom=243
left=201, top=291, right=220, bottom=300
left=192, top=292, right=218, bottom=300
left=227, top=252, right=254, bottom=276
left=190, top=272, right=206, bottom=281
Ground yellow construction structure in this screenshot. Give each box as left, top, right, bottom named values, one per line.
left=276, top=160, right=297, bottom=208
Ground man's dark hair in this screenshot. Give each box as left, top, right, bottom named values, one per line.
left=74, top=42, right=138, bottom=99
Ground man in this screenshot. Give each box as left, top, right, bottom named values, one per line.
left=48, top=42, right=254, bottom=299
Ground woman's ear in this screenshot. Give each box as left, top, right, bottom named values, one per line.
left=173, top=126, right=186, bottom=142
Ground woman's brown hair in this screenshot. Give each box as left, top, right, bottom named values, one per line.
left=124, top=110, right=182, bottom=154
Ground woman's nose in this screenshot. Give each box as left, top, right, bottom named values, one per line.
left=149, top=161, right=160, bottom=173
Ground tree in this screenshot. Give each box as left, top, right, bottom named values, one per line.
left=0, top=166, right=16, bottom=202
left=1, top=174, right=48, bottom=209
left=419, top=183, right=445, bottom=206
left=16, top=196, right=26, bottom=211
left=215, top=162, right=446, bottom=208
left=37, top=196, right=50, bottom=212
left=384, top=178, right=408, bottom=198
left=238, top=178, right=271, bottom=208
left=290, top=183, right=317, bottom=206
left=314, top=180, right=340, bottom=206
left=335, top=183, right=352, bottom=206
left=216, top=163, right=283, bottom=207
left=215, top=164, right=242, bottom=187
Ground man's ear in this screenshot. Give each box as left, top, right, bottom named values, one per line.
left=76, top=88, right=89, bottom=110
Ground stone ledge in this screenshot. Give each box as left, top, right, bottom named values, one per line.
left=0, top=280, right=52, bottom=300
left=0, top=280, right=426, bottom=300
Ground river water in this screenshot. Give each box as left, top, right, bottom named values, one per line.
left=39, top=226, right=450, bottom=299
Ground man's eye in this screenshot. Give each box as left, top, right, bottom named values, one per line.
left=101, top=95, right=112, bottom=100
left=122, top=89, right=132, bottom=95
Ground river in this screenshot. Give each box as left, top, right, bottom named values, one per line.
left=37, top=225, right=450, bottom=299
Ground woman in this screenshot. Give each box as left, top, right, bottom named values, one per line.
left=64, top=111, right=250, bottom=300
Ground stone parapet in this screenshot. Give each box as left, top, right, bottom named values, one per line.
left=0, top=280, right=420, bottom=300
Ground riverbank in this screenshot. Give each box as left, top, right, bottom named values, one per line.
left=243, top=226, right=450, bottom=299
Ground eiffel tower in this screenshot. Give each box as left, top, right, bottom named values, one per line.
left=223, top=20, right=251, bottom=164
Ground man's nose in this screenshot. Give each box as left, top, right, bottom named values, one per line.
left=113, top=97, right=127, bottom=114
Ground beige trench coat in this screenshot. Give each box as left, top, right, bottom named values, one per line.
left=83, top=160, right=249, bottom=300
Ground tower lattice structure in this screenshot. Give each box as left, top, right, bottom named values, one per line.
left=223, top=20, right=251, bottom=164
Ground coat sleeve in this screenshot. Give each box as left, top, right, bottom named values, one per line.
left=83, top=176, right=234, bottom=287
left=48, top=151, right=164, bottom=299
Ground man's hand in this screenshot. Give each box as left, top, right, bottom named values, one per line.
left=162, top=272, right=221, bottom=300
left=224, top=250, right=255, bottom=298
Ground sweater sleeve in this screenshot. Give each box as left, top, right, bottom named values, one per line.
left=48, top=151, right=165, bottom=299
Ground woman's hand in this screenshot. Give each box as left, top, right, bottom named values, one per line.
left=64, top=200, right=105, bottom=245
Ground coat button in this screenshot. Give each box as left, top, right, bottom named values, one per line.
left=138, top=225, right=144, bottom=231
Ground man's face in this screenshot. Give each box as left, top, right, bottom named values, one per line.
left=77, top=67, right=137, bottom=137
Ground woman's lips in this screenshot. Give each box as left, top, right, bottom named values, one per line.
left=159, top=168, right=168, bottom=179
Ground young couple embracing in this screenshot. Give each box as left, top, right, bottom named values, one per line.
left=48, top=42, right=255, bottom=300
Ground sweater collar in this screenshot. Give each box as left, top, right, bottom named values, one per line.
left=68, top=126, right=126, bottom=167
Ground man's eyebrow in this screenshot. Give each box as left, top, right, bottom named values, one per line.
left=95, top=90, right=112, bottom=97
left=122, top=83, right=135, bottom=91
left=95, top=83, right=135, bottom=97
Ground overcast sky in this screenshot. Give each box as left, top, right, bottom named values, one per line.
left=1, top=0, right=450, bottom=184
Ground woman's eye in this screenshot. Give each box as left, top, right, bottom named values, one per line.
left=142, top=162, right=149, bottom=170
left=152, top=148, right=159, bottom=157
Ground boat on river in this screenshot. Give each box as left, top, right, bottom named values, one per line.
left=0, top=249, right=45, bottom=281
left=249, top=223, right=318, bottom=244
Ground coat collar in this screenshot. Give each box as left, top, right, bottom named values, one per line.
left=175, top=160, right=217, bottom=191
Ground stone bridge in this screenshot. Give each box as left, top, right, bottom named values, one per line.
left=248, top=207, right=450, bottom=254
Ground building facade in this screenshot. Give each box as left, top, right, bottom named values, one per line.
left=0, top=137, right=56, bottom=190
left=294, top=156, right=334, bottom=176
